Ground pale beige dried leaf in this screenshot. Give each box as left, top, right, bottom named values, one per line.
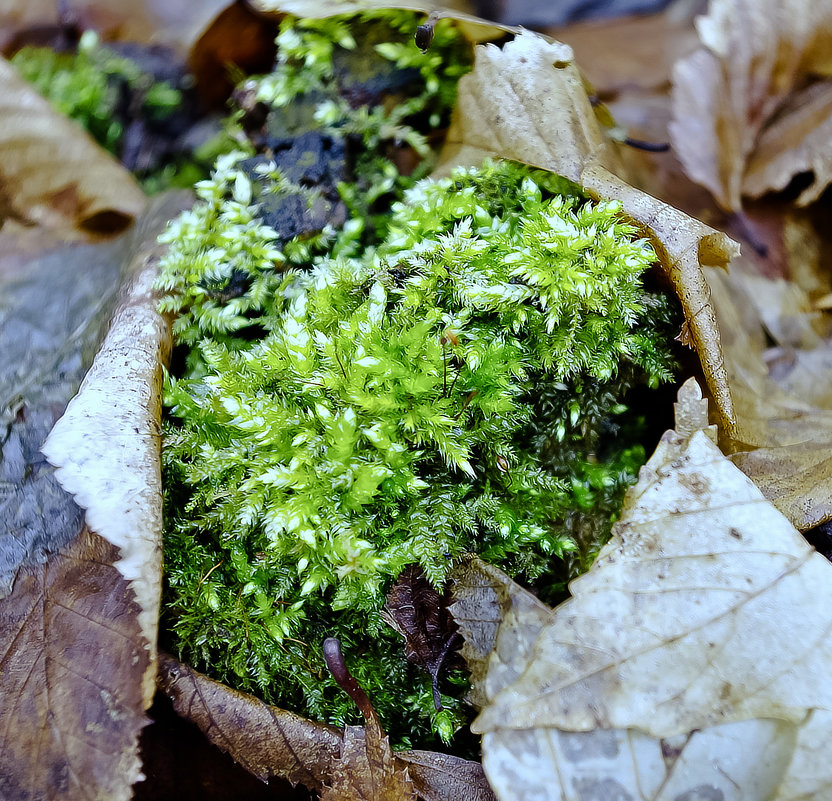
left=462, top=379, right=832, bottom=801
left=42, top=193, right=190, bottom=704
left=670, top=0, right=832, bottom=211
left=0, top=57, right=147, bottom=231
left=250, top=0, right=513, bottom=41
left=704, top=264, right=832, bottom=529
left=744, top=81, right=832, bottom=206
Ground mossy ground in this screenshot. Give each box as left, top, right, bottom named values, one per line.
left=31, top=11, right=680, bottom=749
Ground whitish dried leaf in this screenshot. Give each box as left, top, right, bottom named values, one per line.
left=0, top=57, right=146, bottom=232
left=157, top=653, right=342, bottom=790
left=462, top=378, right=832, bottom=800
left=42, top=194, right=189, bottom=703
left=439, top=31, right=740, bottom=432
left=670, top=0, right=832, bottom=211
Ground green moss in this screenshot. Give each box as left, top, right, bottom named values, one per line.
left=155, top=13, right=680, bottom=748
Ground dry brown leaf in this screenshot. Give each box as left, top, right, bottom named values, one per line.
left=396, top=751, right=495, bottom=801
left=0, top=524, right=149, bottom=801
left=460, top=378, right=832, bottom=800
left=670, top=0, right=832, bottom=211
left=158, top=650, right=494, bottom=801
left=157, top=653, right=342, bottom=790
left=0, top=0, right=229, bottom=53
left=382, top=565, right=462, bottom=709
left=0, top=195, right=188, bottom=801
left=440, top=31, right=740, bottom=431
left=0, top=57, right=147, bottom=232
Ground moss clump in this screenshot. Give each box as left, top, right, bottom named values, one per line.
left=155, top=13, right=679, bottom=747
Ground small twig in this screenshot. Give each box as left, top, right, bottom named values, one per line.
left=323, top=637, right=376, bottom=723
left=623, top=137, right=670, bottom=153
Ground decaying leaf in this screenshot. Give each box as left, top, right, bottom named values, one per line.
left=440, top=30, right=740, bottom=432
left=0, top=196, right=186, bottom=801
left=382, top=565, right=462, bottom=709
left=0, top=57, right=147, bottom=232
left=705, top=258, right=832, bottom=530
left=670, top=0, right=832, bottom=210
left=158, top=651, right=495, bottom=801
left=321, top=638, right=416, bottom=801
left=42, top=193, right=189, bottom=704
left=454, top=378, right=832, bottom=800
left=0, top=524, right=150, bottom=801
left=157, top=653, right=342, bottom=791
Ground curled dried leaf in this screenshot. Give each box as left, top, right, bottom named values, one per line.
left=0, top=57, right=146, bottom=232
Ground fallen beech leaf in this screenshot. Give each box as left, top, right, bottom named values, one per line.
left=670, top=0, right=832, bottom=211
left=158, top=651, right=494, bottom=800
left=382, top=565, right=462, bottom=709
left=0, top=525, right=149, bottom=801
left=458, top=378, right=832, bottom=800
left=441, top=31, right=740, bottom=431
left=157, top=653, right=342, bottom=790
left=0, top=56, right=146, bottom=232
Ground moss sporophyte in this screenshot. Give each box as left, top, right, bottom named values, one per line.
left=155, top=12, right=680, bottom=747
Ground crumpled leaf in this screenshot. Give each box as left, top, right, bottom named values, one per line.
left=0, top=57, right=147, bottom=232
left=453, top=378, right=832, bottom=800
left=440, top=30, right=740, bottom=432
left=382, top=565, right=462, bottom=709
left=158, top=651, right=494, bottom=800
left=705, top=256, right=832, bottom=530
left=321, top=638, right=416, bottom=801
left=670, top=0, right=832, bottom=210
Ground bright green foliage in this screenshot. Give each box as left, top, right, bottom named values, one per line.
left=11, top=31, right=180, bottom=157
left=159, top=158, right=678, bottom=744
